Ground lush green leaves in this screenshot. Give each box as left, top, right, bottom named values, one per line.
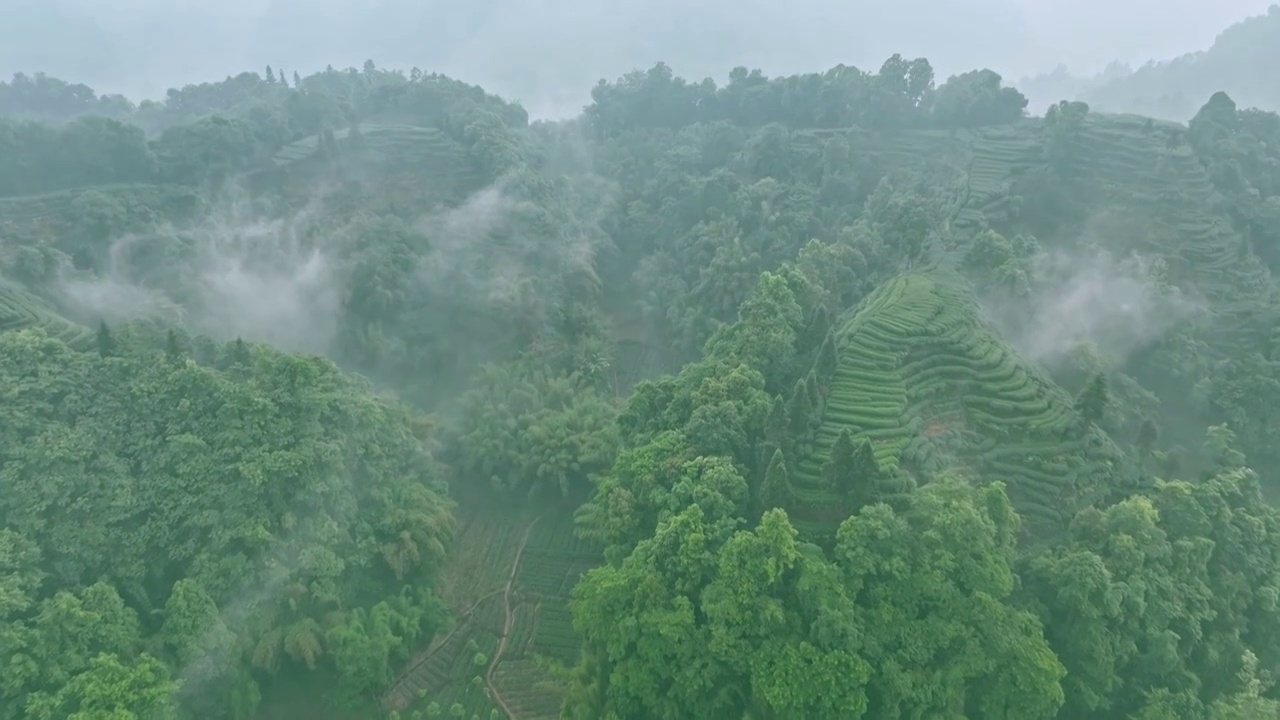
left=0, top=330, right=455, bottom=718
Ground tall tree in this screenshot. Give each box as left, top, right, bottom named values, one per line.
left=759, top=448, right=793, bottom=511
left=1075, top=372, right=1109, bottom=427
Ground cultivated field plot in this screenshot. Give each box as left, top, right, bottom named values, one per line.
left=385, top=504, right=600, bottom=720
left=953, top=123, right=1044, bottom=228
left=0, top=183, right=203, bottom=250
left=799, top=123, right=1043, bottom=234
left=789, top=273, right=1117, bottom=537
left=1054, top=113, right=1272, bottom=357
left=272, top=122, right=487, bottom=198
left=0, top=282, right=93, bottom=349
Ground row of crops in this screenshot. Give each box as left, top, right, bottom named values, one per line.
left=271, top=122, right=488, bottom=201
left=0, top=183, right=203, bottom=257
left=954, top=123, right=1044, bottom=228
left=1063, top=114, right=1211, bottom=200
left=0, top=282, right=92, bottom=348
left=789, top=274, right=1113, bottom=534
left=389, top=506, right=598, bottom=720
left=1062, top=114, right=1274, bottom=364
left=493, top=513, right=600, bottom=719
left=799, top=123, right=1044, bottom=235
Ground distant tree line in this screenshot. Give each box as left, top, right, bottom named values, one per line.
left=584, top=56, right=1029, bottom=136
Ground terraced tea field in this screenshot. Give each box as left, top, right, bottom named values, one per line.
left=0, top=282, right=92, bottom=349
left=272, top=123, right=487, bottom=199
left=804, top=115, right=1272, bottom=412
left=952, top=124, right=1044, bottom=229
left=799, top=122, right=1043, bottom=233
left=0, top=183, right=203, bottom=251
left=788, top=274, right=1116, bottom=537
left=385, top=503, right=598, bottom=719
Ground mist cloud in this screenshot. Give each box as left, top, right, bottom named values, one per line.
left=416, top=176, right=611, bottom=312
left=54, top=199, right=345, bottom=354
left=985, top=249, right=1203, bottom=368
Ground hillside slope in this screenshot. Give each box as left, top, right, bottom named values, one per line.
left=0, top=279, right=92, bottom=349
left=789, top=274, right=1118, bottom=536
left=793, top=110, right=1275, bottom=466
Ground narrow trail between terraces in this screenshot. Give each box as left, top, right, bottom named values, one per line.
left=382, top=515, right=541, bottom=714
left=485, top=515, right=542, bottom=718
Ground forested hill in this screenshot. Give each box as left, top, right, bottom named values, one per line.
left=3, top=54, right=1280, bottom=720
left=1021, top=4, right=1280, bottom=120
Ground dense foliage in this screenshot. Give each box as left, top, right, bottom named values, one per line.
left=0, top=326, right=456, bottom=718
left=3, top=34, right=1280, bottom=720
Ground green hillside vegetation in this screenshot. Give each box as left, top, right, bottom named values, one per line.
left=268, top=123, right=487, bottom=201
left=785, top=273, right=1117, bottom=536
left=0, top=327, right=455, bottom=719
left=0, top=280, right=92, bottom=348
left=272, top=123, right=463, bottom=168
left=3, top=41, right=1280, bottom=720
left=0, top=184, right=203, bottom=278
left=381, top=504, right=597, bottom=720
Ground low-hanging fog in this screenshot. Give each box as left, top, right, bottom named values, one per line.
left=3, top=0, right=1273, bottom=119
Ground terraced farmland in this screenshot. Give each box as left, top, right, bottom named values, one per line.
left=1062, top=114, right=1211, bottom=200
left=385, top=504, right=598, bottom=719
left=0, top=183, right=203, bottom=251
left=807, top=116, right=1271, bottom=372
left=1039, top=112, right=1275, bottom=366
left=0, top=281, right=92, bottom=349
left=272, top=123, right=486, bottom=197
left=788, top=273, right=1115, bottom=537
left=952, top=123, right=1044, bottom=229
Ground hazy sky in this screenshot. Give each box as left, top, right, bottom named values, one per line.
left=2, top=0, right=1274, bottom=118
left=1013, top=0, right=1275, bottom=72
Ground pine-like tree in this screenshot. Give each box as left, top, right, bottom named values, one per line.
left=802, top=304, right=832, bottom=351
left=265, top=65, right=276, bottom=84
left=764, top=395, right=788, bottom=446
left=787, top=378, right=812, bottom=439
left=816, top=330, right=838, bottom=381
left=823, top=428, right=856, bottom=492
left=165, top=329, right=185, bottom=364
left=759, top=448, right=793, bottom=510
left=1075, top=372, right=1109, bottom=426
left=227, top=337, right=252, bottom=368
left=824, top=431, right=891, bottom=511
left=95, top=320, right=116, bottom=357
left=1137, top=417, right=1159, bottom=455
left=1134, top=416, right=1160, bottom=477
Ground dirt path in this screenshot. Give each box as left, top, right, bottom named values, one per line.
left=484, top=515, right=542, bottom=719
left=381, top=515, right=541, bottom=715
left=383, top=586, right=503, bottom=702
left=378, top=515, right=540, bottom=712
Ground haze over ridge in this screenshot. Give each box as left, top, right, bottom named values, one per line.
left=2, top=0, right=1273, bottom=119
